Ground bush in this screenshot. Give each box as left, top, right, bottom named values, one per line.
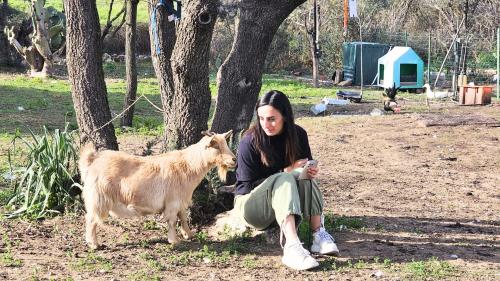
left=5, top=124, right=82, bottom=219
left=102, top=23, right=151, bottom=54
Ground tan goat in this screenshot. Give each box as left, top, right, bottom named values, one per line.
left=79, top=131, right=236, bottom=249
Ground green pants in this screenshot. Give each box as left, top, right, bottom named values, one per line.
left=234, top=170, right=324, bottom=230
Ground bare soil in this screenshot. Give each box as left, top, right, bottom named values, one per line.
left=1, top=100, right=499, bottom=280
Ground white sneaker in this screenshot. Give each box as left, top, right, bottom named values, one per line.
left=282, top=241, right=319, bottom=271
left=310, top=227, right=339, bottom=255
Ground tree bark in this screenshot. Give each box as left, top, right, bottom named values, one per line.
left=0, top=1, right=10, bottom=65
left=121, top=0, right=139, bottom=127
left=211, top=0, right=305, bottom=136
left=148, top=0, right=176, bottom=149
left=65, top=0, right=118, bottom=150
left=30, top=0, right=53, bottom=76
left=162, top=0, right=218, bottom=150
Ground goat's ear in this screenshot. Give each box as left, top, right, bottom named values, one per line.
left=206, top=136, right=219, bottom=149
left=223, top=130, right=233, bottom=140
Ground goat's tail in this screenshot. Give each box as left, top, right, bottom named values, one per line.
left=79, top=143, right=97, bottom=182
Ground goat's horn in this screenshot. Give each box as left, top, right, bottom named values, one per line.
left=201, top=130, right=215, bottom=136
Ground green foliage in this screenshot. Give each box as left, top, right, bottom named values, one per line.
left=132, top=116, right=164, bottom=135
left=44, top=6, right=66, bottom=51
left=71, top=252, right=113, bottom=272
left=142, top=219, right=159, bottom=231
left=405, top=257, right=456, bottom=280
left=9, top=0, right=150, bottom=24
left=242, top=255, right=259, bottom=269
left=1, top=234, right=23, bottom=267
left=5, top=124, right=82, bottom=219
left=476, top=51, right=497, bottom=69
left=194, top=231, right=209, bottom=243
left=325, top=213, right=366, bottom=231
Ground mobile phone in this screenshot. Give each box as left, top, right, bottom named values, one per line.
left=298, top=160, right=318, bottom=179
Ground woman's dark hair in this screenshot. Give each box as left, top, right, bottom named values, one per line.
left=247, top=90, right=300, bottom=167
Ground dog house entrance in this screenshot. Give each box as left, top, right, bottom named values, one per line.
left=400, top=64, right=417, bottom=85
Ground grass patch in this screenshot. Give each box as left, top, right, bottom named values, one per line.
left=71, top=252, right=113, bottom=272
left=9, top=0, right=151, bottom=24
left=242, top=254, right=259, bottom=269
left=405, top=257, right=456, bottom=280
left=298, top=214, right=366, bottom=243
left=1, top=234, right=23, bottom=267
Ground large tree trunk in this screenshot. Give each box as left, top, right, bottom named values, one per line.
left=153, top=0, right=218, bottom=150
left=121, top=0, right=139, bottom=127
left=65, top=0, right=118, bottom=150
left=148, top=0, right=176, bottom=149
left=211, top=0, right=305, bottom=135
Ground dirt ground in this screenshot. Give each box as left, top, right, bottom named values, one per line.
left=1, top=99, right=499, bottom=280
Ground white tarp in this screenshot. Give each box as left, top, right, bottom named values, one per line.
left=349, top=0, right=358, bottom=17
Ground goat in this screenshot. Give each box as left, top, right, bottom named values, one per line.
left=79, top=131, right=236, bottom=249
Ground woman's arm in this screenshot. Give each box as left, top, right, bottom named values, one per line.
left=235, top=135, right=263, bottom=195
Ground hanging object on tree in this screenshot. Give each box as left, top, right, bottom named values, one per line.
left=151, top=0, right=182, bottom=55
left=348, top=0, right=358, bottom=17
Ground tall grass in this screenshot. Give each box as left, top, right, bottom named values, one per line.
left=5, top=124, right=82, bottom=219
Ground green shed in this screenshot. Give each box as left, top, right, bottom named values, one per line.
left=342, top=42, right=390, bottom=86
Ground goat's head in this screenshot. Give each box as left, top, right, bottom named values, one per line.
left=201, top=130, right=236, bottom=182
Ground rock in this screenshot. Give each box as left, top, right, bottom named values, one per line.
left=207, top=209, right=250, bottom=239
left=310, top=103, right=327, bottom=115
left=338, top=79, right=353, bottom=86
left=370, top=108, right=384, bottom=116
left=371, top=270, right=384, bottom=278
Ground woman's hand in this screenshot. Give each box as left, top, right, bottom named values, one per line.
left=284, top=158, right=308, bottom=172
left=307, top=165, right=319, bottom=179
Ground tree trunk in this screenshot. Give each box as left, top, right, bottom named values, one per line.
left=148, top=0, right=176, bottom=149
left=65, top=0, right=118, bottom=150
left=121, top=0, right=139, bottom=127
left=30, top=0, right=53, bottom=76
left=0, top=1, right=10, bottom=65
left=211, top=0, right=305, bottom=135
left=165, top=0, right=218, bottom=149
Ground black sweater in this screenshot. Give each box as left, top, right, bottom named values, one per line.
left=235, top=125, right=312, bottom=195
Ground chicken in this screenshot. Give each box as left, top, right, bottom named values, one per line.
left=383, top=83, right=400, bottom=113
left=423, top=83, right=452, bottom=99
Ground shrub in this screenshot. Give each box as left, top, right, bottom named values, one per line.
left=5, top=124, right=82, bottom=219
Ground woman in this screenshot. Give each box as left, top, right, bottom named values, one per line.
left=234, top=90, right=338, bottom=271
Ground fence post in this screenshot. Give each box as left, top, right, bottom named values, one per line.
left=427, top=32, right=431, bottom=84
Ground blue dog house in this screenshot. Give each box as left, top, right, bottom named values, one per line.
left=377, top=47, right=424, bottom=89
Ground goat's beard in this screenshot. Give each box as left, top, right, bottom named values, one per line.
left=217, top=165, right=229, bottom=183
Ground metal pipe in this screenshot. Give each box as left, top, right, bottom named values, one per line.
left=427, top=31, right=431, bottom=84
left=433, top=16, right=466, bottom=89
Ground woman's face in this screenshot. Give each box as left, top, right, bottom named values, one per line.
left=257, top=105, right=284, bottom=136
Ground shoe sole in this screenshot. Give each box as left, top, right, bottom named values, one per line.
left=310, top=247, right=340, bottom=256
left=282, top=258, right=319, bottom=271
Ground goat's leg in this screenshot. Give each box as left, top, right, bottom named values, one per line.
left=165, top=215, right=180, bottom=244
left=178, top=209, right=193, bottom=240
left=85, top=212, right=99, bottom=249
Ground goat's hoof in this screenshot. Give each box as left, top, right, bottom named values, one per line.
left=168, top=238, right=180, bottom=245
left=87, top=242, right=100, bottom=250
left=182, top=231, right=194, bottom=240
